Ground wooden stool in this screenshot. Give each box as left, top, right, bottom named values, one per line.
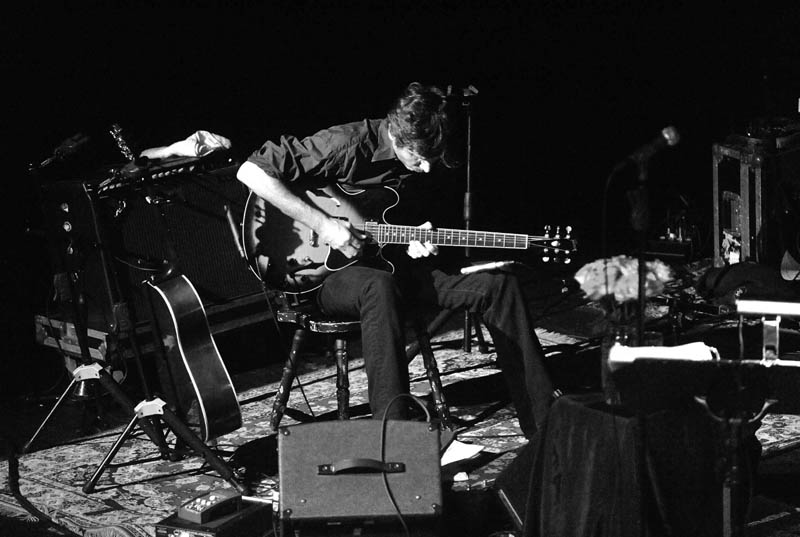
left=269, top=293, right=454, bottom=430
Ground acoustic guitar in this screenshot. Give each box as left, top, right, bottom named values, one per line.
left=241, top=183, right=576, bottom=296
left=146, top=274, right=242, bottom=442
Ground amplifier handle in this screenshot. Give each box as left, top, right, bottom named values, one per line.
left=318, top=458, right=406, bottom=475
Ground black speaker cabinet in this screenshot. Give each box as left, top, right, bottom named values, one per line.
left=112, top=172, right=262, bottom=315
left=712, top=135, right=800, bottom=269
left=40, top=172, right=263, bottom=330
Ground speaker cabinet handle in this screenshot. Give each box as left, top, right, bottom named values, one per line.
left=318, top=458, right=405, bottom=475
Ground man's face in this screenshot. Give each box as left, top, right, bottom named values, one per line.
left=389, top=132, right=435, bottom=173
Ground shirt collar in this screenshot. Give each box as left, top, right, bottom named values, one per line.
left=371, top=119, right=397, bottom=162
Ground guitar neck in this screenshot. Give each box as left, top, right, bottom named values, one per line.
left=364, top=222, right=544, bottom=250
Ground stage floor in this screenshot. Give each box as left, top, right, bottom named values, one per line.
left=3, top=313, right=800, bottom=536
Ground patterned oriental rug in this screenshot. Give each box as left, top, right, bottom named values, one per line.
left=2, top=328, right=800, bottom=537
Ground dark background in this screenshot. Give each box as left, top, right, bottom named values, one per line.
left=3, top=2, right=800, bottom=396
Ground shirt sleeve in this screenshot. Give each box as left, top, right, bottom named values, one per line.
left=247, top=126, right=352, bottom=183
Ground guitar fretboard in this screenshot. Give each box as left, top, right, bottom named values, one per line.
left=364, top=222, right=537, bottom=249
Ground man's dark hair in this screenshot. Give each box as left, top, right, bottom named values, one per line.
left=387, top=82, right=453, bottom=164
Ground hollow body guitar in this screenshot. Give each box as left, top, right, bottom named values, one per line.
left=241, top=183, right=576, bottom=296
left=146, top=274, right=242, bottom=442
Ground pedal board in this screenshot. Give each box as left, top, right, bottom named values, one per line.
left=155, top=497, right=271, bottom=537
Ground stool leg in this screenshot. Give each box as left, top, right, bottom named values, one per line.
left=464, top=311, right=490, bottom=353
left=463, top=309, right=472, bottom=352
left=334, top=337, right=350, bottom=420
left=414, top=325, right=454, bottom=430
left=472, top=313, right=489, bottom=353
left=271, top=328, right=307, bottom=430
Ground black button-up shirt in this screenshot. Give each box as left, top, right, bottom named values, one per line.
left=247, top=118, right=412, bottom=188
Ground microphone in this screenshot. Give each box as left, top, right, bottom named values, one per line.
left=53, top=132, right=90, bottom=158
left=34, top=133, right=90, bottom=169
left=460, top=260, right=516, bottom=274
left=628, top=126, right=680, bottom=162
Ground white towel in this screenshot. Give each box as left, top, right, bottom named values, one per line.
left=140, top=130, right=232, bottom=159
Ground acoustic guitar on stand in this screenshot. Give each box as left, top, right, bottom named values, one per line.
left=241, top=183, right=577, bottom=296
left=146, top=274, right=242, bottom=443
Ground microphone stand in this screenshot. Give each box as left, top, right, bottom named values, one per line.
left=626, top=158, right=651, bottom=537
left=628, top=160, right=650, bottom=346
left=456, top=86, right=488, bottom=352
left=406, top=85, right=487, bottom=356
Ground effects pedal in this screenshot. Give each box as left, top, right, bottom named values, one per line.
left=156, top=495, right=271, bottom=537
left=177, top=489, right=242, bottom=525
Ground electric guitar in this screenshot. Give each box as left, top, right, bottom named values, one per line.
left=146, top=274, right=242, bottom=442
left=241, top=183, right=576, bottom=296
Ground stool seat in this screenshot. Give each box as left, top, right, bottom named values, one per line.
left=275, top=308, right=361, bottom=334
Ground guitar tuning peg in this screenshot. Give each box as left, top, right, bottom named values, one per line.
left=554, top=225, right=561, bottom=239
left=541, top=225, right=551, bottom=263
left=565, top=225, right=572, bottom=238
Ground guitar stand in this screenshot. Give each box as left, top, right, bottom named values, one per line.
left=21, top=362, right=167, bottom=458
left=25, top=301, right=245, bottom=494
left=83, top=396, right=247, bottom=494
left=21, top=268, right=172, bottom=469
left=77, top=274, right=248, bottom=494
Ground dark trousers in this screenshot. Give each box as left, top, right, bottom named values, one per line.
left=316, top=264, right=554, bottom=436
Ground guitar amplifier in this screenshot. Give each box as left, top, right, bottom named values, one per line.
left=112, top=170, right=262, bottom=313
left=39, top=171, right=263, bottom=329
left=278, top=420, right=442, bottom=524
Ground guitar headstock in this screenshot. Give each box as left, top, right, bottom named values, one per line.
left=109, top=123, right=136, bottom=162
left=540, top=225, right=577, bottom=264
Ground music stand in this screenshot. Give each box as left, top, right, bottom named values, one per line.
left=610, top=298, right=800, bottom=537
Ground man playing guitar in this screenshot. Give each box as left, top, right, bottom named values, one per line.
left=237, top=82, right=560, bottom=437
